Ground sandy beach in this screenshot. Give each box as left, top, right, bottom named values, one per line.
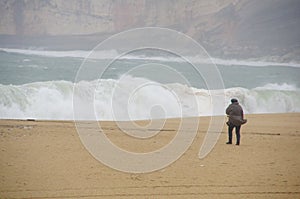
left=0, top=113, right=300, bottom=198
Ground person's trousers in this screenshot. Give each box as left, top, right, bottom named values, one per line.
left=228, top=124, right=241, bottom=144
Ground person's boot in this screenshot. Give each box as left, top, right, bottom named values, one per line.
left=236, top=142, right=240, bottom=145
left=226, top=141, right=232, bottom=144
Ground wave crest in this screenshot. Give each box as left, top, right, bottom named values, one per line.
left=0, top=78, right=299, bottom=120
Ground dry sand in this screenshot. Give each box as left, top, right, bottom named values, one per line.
left=0, top=113, right=300, bottom=198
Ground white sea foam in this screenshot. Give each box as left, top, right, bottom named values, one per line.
left=1, top=47, right=300, bottom=67
left=0, top=76, right=299, bottom=120
left=0, top=47, right=119, bottom=59
left=254, top=83, right=298, bottom=91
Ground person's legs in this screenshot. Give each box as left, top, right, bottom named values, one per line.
left=227, top=125, right=234, bottom=144
left=235, top=125, right=241, bottom=145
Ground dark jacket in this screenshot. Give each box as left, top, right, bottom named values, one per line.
left=226, top=102, right=247, bottom=126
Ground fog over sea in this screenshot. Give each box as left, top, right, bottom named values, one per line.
left=1, top=48, right=300, bottom=120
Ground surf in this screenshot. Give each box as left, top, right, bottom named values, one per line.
left=0, top=76, right=299, bottom=120
left=1, top=47, right=300, bottom=68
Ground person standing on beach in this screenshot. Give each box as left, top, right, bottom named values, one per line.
left=226, top=99, right=247, bottom=145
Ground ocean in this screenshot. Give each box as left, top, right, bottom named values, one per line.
left=1, top=48, right=300, bottom=120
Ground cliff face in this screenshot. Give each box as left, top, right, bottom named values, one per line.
left=0, top=0, right=236, bottom=36
left=0, top=0, right=299, bottom=60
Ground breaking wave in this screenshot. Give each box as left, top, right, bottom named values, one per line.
left=0, top=76, right=299, bottom=120
left=1, top=47, right=300, bottom=67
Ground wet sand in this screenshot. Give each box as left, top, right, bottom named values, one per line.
left=0, top=113, right=300, bottom=198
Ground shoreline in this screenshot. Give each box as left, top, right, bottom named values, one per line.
left=1, top=113, right=300, bottom=198
left=1, top=112, right=299, bottom=121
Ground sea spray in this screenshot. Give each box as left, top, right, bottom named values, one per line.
left=0, top=76, right=299, bottom=120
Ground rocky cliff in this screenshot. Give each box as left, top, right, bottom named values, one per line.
left=0, top=0, right=299, bottom=60
left=0, top=0, right=236, bottom=36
